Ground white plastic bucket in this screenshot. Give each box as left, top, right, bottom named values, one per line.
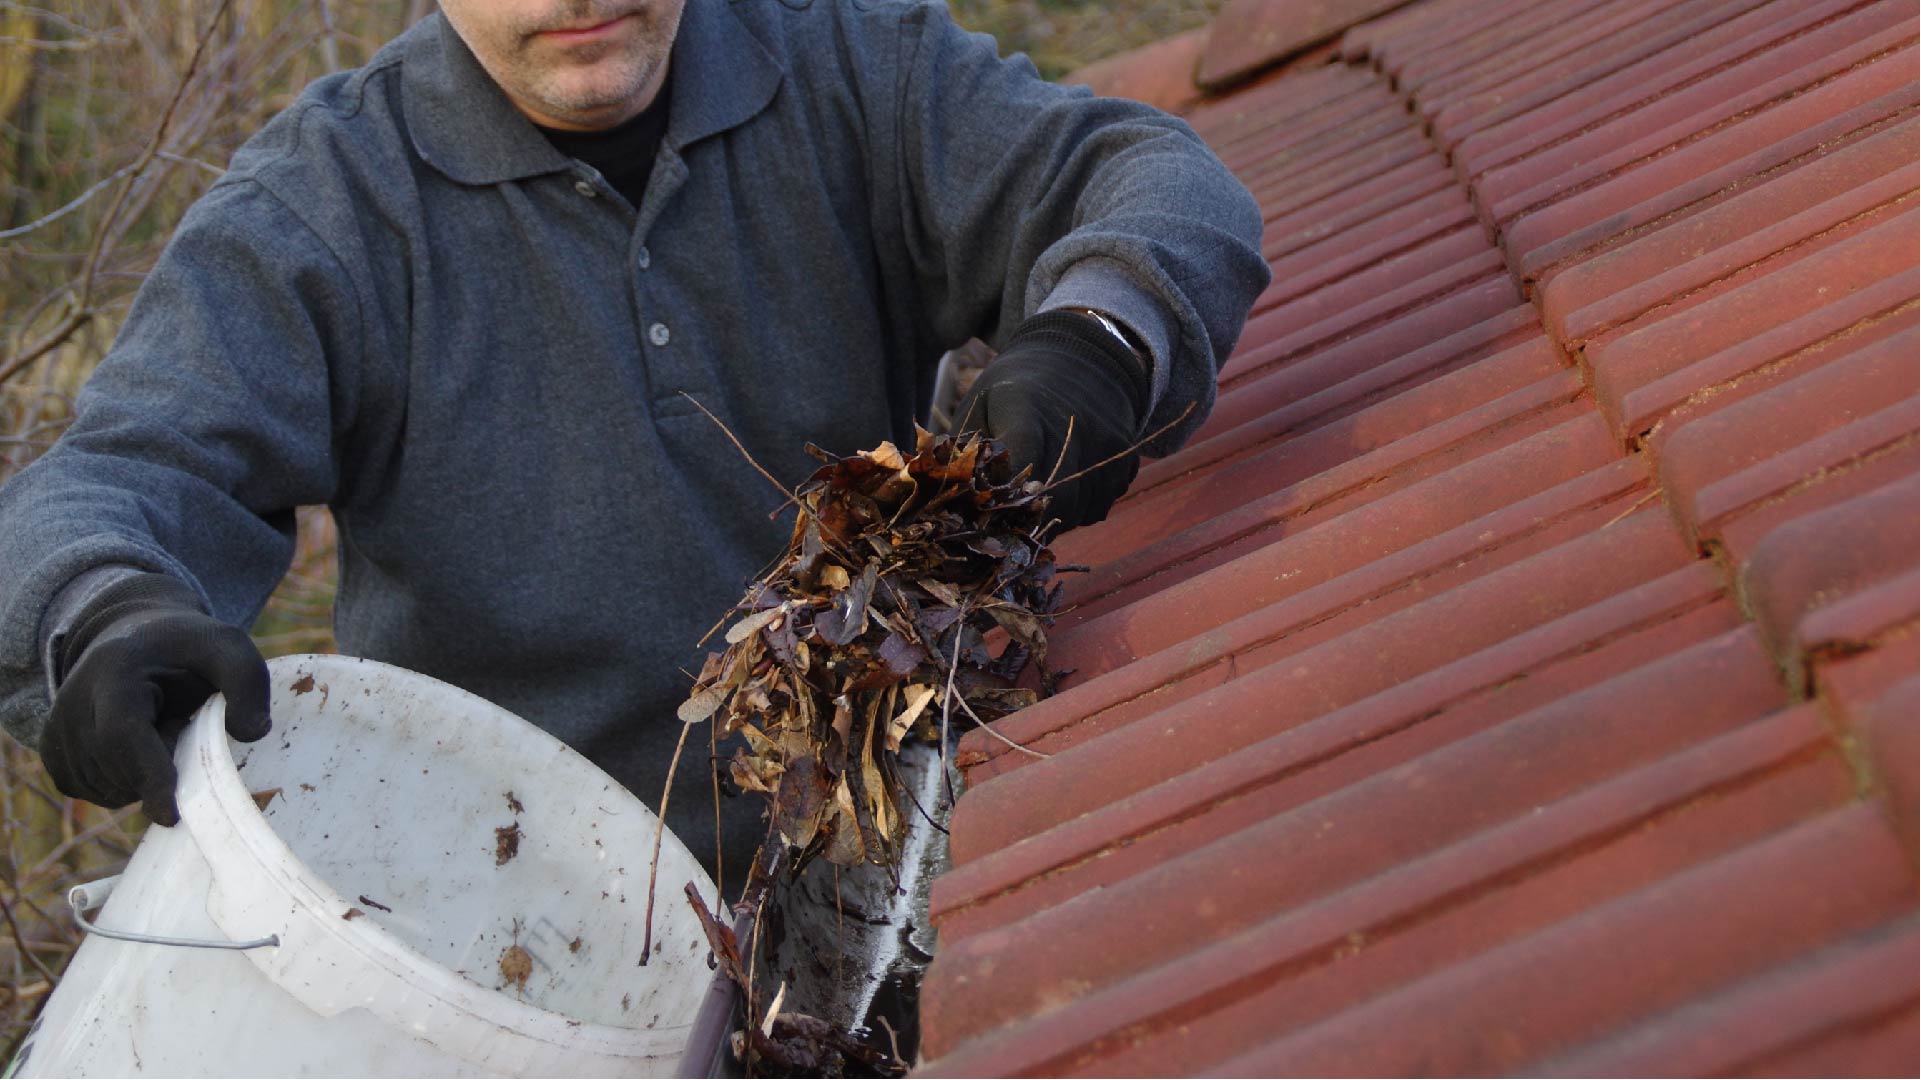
left=14, top=655, right=719, bottom=1078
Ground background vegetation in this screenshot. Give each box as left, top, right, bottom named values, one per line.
left=0, top=0, right=1225, bottom=1057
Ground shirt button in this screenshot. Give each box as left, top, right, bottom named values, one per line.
left=573, top=179, right=597, bottom=198
left=637, top=247, right=651, bottom=270
left=648, top=322, right=671, bottom=347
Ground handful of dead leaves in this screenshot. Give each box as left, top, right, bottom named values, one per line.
left=679, top=426, right=1067, bottom=877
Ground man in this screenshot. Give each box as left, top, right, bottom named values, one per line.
left=0, top=0, right=1268, bottom=889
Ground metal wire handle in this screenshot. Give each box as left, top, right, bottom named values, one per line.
left=68, top=875, right=279, bottom=951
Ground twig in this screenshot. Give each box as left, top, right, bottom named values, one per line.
left=0, top=34, right=110, bottom=50
left=893, top=761, right=949, bottom=836
left=0, top=3, right=96, bottom=37
left=937, top=617, right=964, bottom=808
left=0, top=890, right=57, bottom=985
left=1601, top=488, right=1661, bottom=529
left=712, top=718, right=724, bottom=904
left=948, top=687, right=1049, bottom=759
left=1044, top=414, right=1075, bottom=487
left=315, top=0, right=342, bottom=73
left=0, top=0, right=234, bottom=387
left=0, top=165, right=137, bottom=240
left=744, top=886, right=768, bottom=1036
left=874, top=1014, right=904, bottom=1068
left=759, top=980, right=787, bottom=1037
left=156, top=151, right=225, bottom=178
left=1038, top=401, right=1196, bottom=493
left=677, top=392, right=802, bottom=514
left=24, top=803, right=139, bottom=881
left=640, top=716, right=698, bottom=965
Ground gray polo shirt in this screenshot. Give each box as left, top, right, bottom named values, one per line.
left=0, top=0, right=1269, bottom=880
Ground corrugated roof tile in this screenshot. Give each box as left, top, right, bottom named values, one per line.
left=1659, top=343, right=1918, bottom=543
left=1057, top=371, right=1591, bottom=616
left=931, top=700, right=1854, bottom=1071
left=1624, top=268, right=1916, bottom=439
left=1504, top=59, right=1916, bottom=280
left=950, top=521, right=1701, bottom=850
left=1434, top=0, right=1790, bottom=153
left=962, top=454, right=1657, bottom=783
left=938, top=616, right=1777, bottom=940
left=1542, top=121, right=1918, bottom=346
left=1457, top=0, right=1892, bottom=188
left=1535, top=921, right=1920, bottom=1077
left=1586, top=208, right=1918, bottom=439
left=1194, top=0, right=1411, bottom=90
left=913, top=0, right=1920, bottom=1070
left=1204, top=801, right=1906, bottom=1077
left=1063, top=27, right=1209, bottom=114
left=1740, top=478, right=1921, bottom=669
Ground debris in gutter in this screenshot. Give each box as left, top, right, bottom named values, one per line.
left=664, top=418, right=1090, bottom=1076
left=679, top=425, right=1066, bottom=880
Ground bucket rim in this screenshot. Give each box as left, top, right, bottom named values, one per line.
left=179, top=653, right=706, bottom=1062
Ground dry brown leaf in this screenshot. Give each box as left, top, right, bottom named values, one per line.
left=725, top=604, right=788, bottom=645
left=678, top=686, right=727, bottom=725
left=887, top=685, right=935, bottom=752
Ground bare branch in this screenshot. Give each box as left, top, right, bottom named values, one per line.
left=0, top=165, right=137, bottom=241
left=0, top=891, right=54, bottom=985
left=0, top=0, right=235, bottom=387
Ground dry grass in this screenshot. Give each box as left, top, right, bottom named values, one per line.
left=0, top=0, right=1225, bottom=1059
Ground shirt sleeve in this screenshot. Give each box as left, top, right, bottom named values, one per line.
left=0, top=177, right=361, bottom=748
left=871, top=0, right=1272, bottom=452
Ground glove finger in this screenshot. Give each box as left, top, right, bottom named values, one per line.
left=88, top=676, right=165, bottom=812
left=1047, top=478, right=1091, bottom=533
left=38, top=705, right=102, bottom=806
left=134, top=729, right=182, bottom=828
left=88, top=672, right=181, bottom=825
left=1081, top=454, right=1141, bottom=526
left=953, top=382, right=991, bottom=436
left=175, top=623, right=273, bottom=743
left=994, top=409, right=1055, bottom=486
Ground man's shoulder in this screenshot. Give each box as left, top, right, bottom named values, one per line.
left=224, top=28, right=419, bottom=198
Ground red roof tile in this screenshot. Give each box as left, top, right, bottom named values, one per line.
left=915, top=0, right=1921, bottom=1073
left=1196, top=0, right=1415, bottom=89
left=1063, top=28, right=1209, bottom=115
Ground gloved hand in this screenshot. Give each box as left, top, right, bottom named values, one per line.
left=956, top=310, right=1150, bottom=531
left=41, top=573, right=272, bottom=826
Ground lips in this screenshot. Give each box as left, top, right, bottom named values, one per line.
left=537, top=14, right=632, bottom=42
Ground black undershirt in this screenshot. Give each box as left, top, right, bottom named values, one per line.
left=535, top=79, right=672, bottom=208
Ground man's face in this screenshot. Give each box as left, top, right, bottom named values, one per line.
left=438, top=0, right=686, bottom=131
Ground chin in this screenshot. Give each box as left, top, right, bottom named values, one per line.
left=537, top=69, right=656, bottom=119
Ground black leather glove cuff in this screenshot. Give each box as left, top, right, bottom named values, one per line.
left=957, top=310, right=1154, bottom=530
left=55, top=573, right=206, bottom=684
left=998, top=309, right=1152, bottom=425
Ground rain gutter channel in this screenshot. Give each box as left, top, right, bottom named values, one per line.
left=676, top=742, right=951, bottom=1076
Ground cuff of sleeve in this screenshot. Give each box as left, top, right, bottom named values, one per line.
left=40, top=564, right=150, bottom=698
left=1040, top=259, right=1176, bottom=416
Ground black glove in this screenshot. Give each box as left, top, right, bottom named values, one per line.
left=41, top=573, right=272, bottom=826
left=957, top=310, right=1150, bottom=531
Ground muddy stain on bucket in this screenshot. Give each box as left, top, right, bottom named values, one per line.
left=499, top=945, right=533, bottom=992
left=495, top=823, right=521, bottom=866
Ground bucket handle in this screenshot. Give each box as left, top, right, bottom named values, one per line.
left=69, top=875, right=279, bottom=951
